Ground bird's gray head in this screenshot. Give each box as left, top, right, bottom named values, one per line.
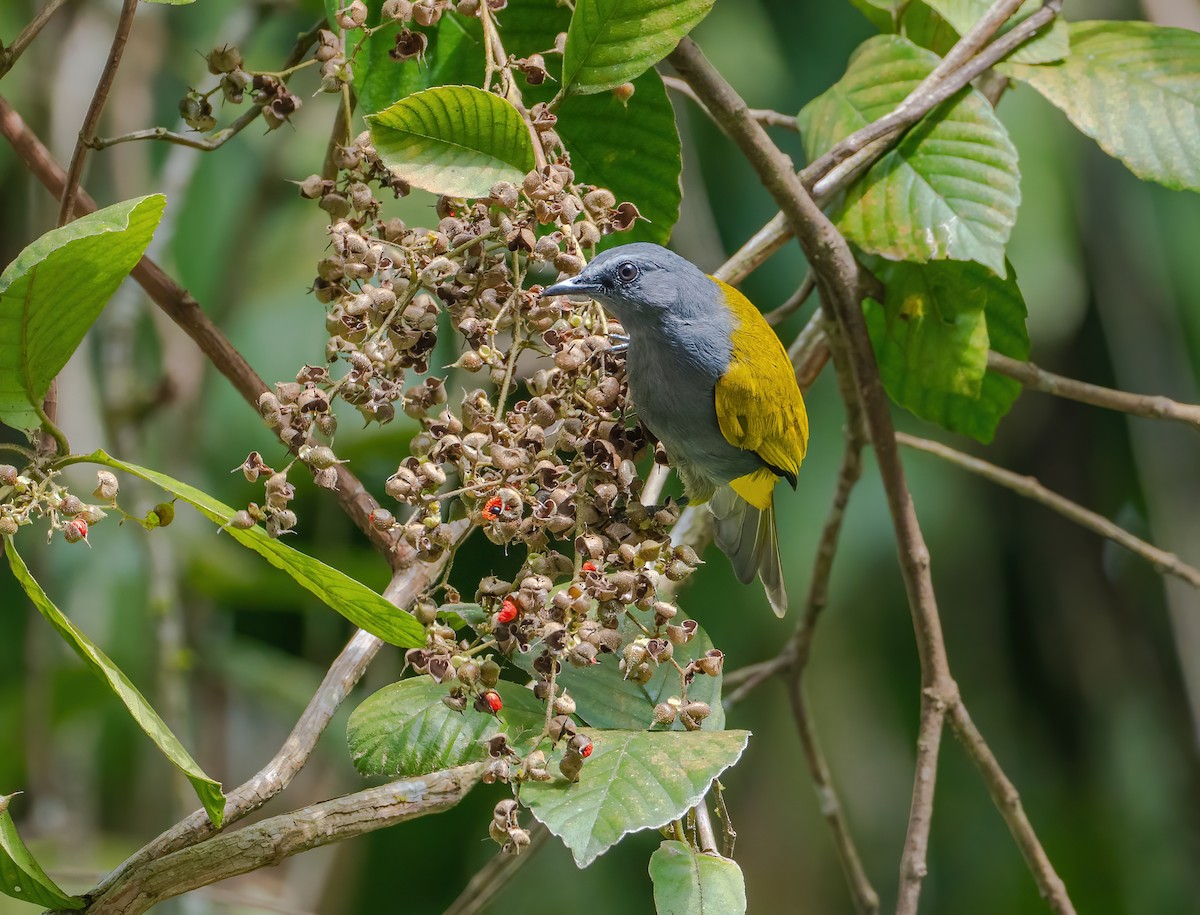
left=541, top=243, right=714, bottom=330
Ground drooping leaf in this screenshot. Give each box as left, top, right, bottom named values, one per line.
left=899, top=2, right=960, bottom=58
left=353, top=8, right=485, bottom=116
left=921, top=0, right=1069, bottom=64
left=368, top=85, right=537, bottom=197
left=522, top=729, right=750, bottom=867
left=560, top=0, right=715, bottom=97
left=503, top=0, right=683, bottom=246
left=865, top=259, right=1029, bottom=442
left=1005, top=21, right=1200, bottom=193
left=848, top=0, right=905, bottom=32
left=347, top=677, right=544, bottom=777
left=4, top=542, right=225, bottom=827
left=516, top=608, right=725, bottom=732
left=80, top=451, right=426, bottom=648
left=799, top=35, right=1020, bottom=276
left=649, top=840, right=747, bottom=915
left=0, top=196, right=164, bottom=433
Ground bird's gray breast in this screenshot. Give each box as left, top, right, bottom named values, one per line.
left=623, top=320, right=762, bottom=488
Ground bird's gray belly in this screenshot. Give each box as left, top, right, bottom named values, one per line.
left=625, top=347, right=761, bottom=488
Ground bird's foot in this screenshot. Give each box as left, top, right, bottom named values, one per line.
left=608, top=332, right=629, bottom=355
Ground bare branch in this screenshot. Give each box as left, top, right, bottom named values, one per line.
left=766, top=272, right=815, bottom=326
left=662, top=74, right=798, bottom=131
left=0, top=0, right=75, bottom=78
left=86, top=765, right=483, bottom=915
left=947, top=701, right=1074, bottom=913
left=898, top=432, right=1200, bottom=588
left=989, top=351, right=1200, bottom=431
left=444, top=823, right=551, bottom=915
left=58, top=0, right=138, bottom=224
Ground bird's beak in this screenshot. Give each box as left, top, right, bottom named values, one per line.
left=542, top=275, right=600, bottom=298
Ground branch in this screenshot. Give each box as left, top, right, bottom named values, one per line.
left=765, top=272, right=815, bottom=326
left=87, top=546, right=462, bottom=902
left=88, top=21, right=324, bottom=152
left=989, top=351, right=1200, bottom=431
left=945, top=702, right=1073, bottom=913
left=86, top=764, right=483, bottom=915
left=443, top=823, right=551, bottom=915
left=0, top=94, right=407, bottom=561
left=58, top=0, right=138, bottom=224
left=898, top=432, right=1200, bottom=588
left=662, top=74, right=797, bottom=131
left=710, top=1, right=1063, bottom=287
left=0, top=0, right=74, bottom=78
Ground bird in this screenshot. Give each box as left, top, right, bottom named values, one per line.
left=542, top=242, right=808, bottom=616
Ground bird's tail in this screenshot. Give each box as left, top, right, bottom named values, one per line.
left=709, top=486, right=787, bottom=617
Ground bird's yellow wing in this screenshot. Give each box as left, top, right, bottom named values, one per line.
left=711, top=278, right=809, bottom=510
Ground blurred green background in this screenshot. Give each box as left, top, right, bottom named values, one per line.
left=3, top=0, right=1200, bottom=912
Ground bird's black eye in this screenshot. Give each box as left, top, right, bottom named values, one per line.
left=616, top=262, right=639, bottom=284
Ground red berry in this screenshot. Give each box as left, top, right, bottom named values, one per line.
left=63, top=519, right=88, bottom=544
left=497, top=598, right=518, bottom=624
left=580, top=739, right=593, bottom=758
left=581, top=561, right=597, bottom=572
left=483, top=689, right=503, bottom=713
left=482, top=496, right=504, bottom=519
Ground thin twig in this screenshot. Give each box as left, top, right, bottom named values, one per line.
left=87, top=765, right=483, bottom=915
left=898, top=432, right=1200, bottom=588
left=0, top=0, right=75, bottom=78
left=989, top=351, right=1200, bottom=431
left=946, top=701, right=1074, bottom=914
left=766, top=272, right=816, bottom=326
left=662, top=74, right=797, bottom=131
left=57, top=0, right=138, bottom=224
left=87, top=20, right=324, bottom=151
left=443, top=823, right=551, bottom=915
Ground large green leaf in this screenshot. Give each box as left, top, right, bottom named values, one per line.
left=516, top=608, right=725, bottom=732
left=649, top=840, right=746, bottom=915
left=1006, top=21, right=1200, bottom=193
left=347, top=677, right=544, bottom=777
left=523, top=729, right=749, bottom=867
left=921, top=0, right=1068, bottom=65
left=0, top=196, right=164, bottom=433
left=865, top=260, right=1029, bottom=442
left=4, top=542, right=225, bottom=827
left=799, top=36, right=1020, bottom=276
left=899, top=2, right=960, bottom=58
left=80, top=451, right=427, bottom=648
left=504, top=0, right=683, bottom=246
left=0, top=794, right=84, bottom=910
left=353, top=8, right=485, bottom=116
left=368, top=85, right=537, bottom=198
left=560, top=0, right=715, bottom=97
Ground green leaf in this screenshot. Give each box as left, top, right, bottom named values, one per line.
left=368, top=85, right=536, bottom=198
left=354, top=9, right=485, bottom=116
left=848, top=0, right=904, bottom=32
left=80, top=451, right=426, bottom=648
left=502, top=0, right=683, bottom=246
left=649, top=840, right=746, bottom=915
left=347, top=677, right=544, bottom=777
left=865, top=260, right=1029, bottom=442
left=560, top=0, right=715, bottom=97
left=523, top=729, right=749, bottom=867
left=520, top=608, right=725, bottom=732
left=557, top=71, right=681, bottom=247
left=0, top=195, right=164, bottom=433
left=900, top=2, right=966, bottom=58
left=798, top=35, right=1020, bottom=276
left=921, top=0, right=1068, bottom=65
left=1005, top=21, right=1200, bottom=193
left=4, top=542, right=225, bottom=827
left=0, top=794, right=84, bottom=909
